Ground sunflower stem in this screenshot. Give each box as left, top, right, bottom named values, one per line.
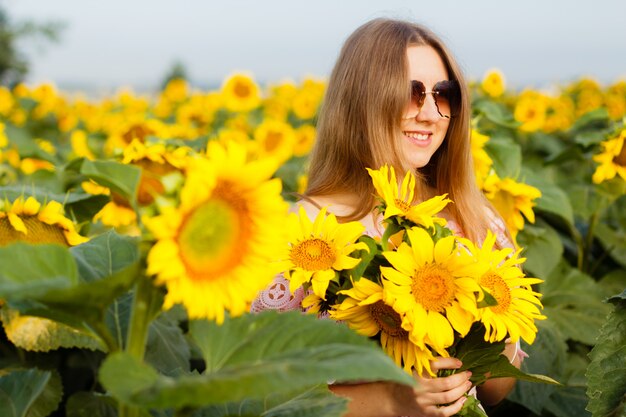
left=582, top=212, right=598, bottom=273
left=119, top=274, right=159, bottom=417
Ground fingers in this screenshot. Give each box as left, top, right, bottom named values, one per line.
left=428, top=357, right=463, bottom=373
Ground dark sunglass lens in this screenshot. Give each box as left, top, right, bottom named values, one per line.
left=434, top=80, right=460, bottom=116
left=411, top=80, right=426, bottom=108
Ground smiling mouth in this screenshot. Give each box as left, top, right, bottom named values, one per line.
left=403, top=131, right=430, bottom=141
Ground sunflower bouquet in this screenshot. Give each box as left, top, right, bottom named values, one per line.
left=279, top=165, right=556, bottom=416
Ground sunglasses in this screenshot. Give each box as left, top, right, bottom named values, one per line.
left=406, top=80, right=461, bottom=119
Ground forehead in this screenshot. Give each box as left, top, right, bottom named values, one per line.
left=406, top=45, right=449, bottom=84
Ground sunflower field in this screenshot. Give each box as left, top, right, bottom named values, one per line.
left=0, top=70, right=624, bottom=417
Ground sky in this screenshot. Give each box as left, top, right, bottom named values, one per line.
left=3, top=0, right=626, bottom=94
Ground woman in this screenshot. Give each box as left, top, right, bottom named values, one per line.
left=252, top=18, right=522, bottom=417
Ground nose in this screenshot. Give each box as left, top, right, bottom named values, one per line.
left=415, top=93, right=440, bottom=122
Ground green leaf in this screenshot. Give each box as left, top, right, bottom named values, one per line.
left=541, top=261, right=611, bottom=344
left=70, top=231, right=140, bottom=283
left=598, top=269, right=626, bottom=299
left=192, top=385, right=348, bottom=417
left=25, top=370, right=63, bottom=417
left=474, top=100, right=520, bottom=128
left=0, top=308, right=104, bottom=352
left=100, top=311, right=413, bottom=409
left=594, top=222, right=626, bottom=269
left=10, top=262, right=139, bottom=335
left=80, top=159, right=141, bottom=207
left=566, top=183, right=621, bottom=221
left=485, top=135, right=522, bottom=178
left=457, top=395, right=488, bottom=417
left=509, top=320, right=568, bottom=414
left=520, top=168, right=574, bottom=227
left=545, top=386, right=591, bottom=417
left=586, top=301, right=626, bottom=417
left=145, top=311, right=191, bottom=376
left=0, top=368, right=61, bottom=417
left=517, top=220, right=563, bottom=279
left=452, top=324, right=558, bottom=387
left=349, top=235, right=379, bottom=281
left=0, top=243, right=78, bottom=300
left=568, top=108, right=610, bottom=133
left=65, top=392, right=118, bottom=417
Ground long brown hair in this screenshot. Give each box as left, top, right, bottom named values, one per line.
left=304, top=18, right=499, bottom=243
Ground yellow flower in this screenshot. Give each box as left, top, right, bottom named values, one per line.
left=514, top=91, right=547, bottom=132
left=0, top=122, right=8, bottom=148
left=293, top=124, right=317, bottom=157
left=0, top=196, right=88, bottom=247
left=70, top=130, right=96, bottom=160
left=93, top=200, right=137, bottom=228
left=0, top=87, right=14, bottom=116
left=592, top=129, right=626, bottom=183
left=381, top=227, right=485, bottom=355
left=145, top=141, right=288, bottom=323
left=221, top=73, right=262, bottom=112
left=297, top=173, right=308, bottom=194
left=277, top=206, right=368, bottom=299
left=162, top=78, right=189, bottom=103
left=330, top=278, right=436, bottom=375
left=482, top=173, right=541, bottom=244
left=367, top=165, right=450, bottom=229
left=481, top=69, right=505, bottom=98
left=470, top=129, right=493, bottom=187
left=253, top=119, right=296, bottom=164
left=460, top=231, right=545, bottom=344
left=122, top=139, right=189, bottom=206
left=20, top=158, right=55, bottom=174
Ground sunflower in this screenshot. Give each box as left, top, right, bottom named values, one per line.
left=481, top=173, right=542, bottom=244
left=293, top=124, right=317, bottom=157
left=144, top=141, right=288, bottom=323
left=252, top=119, right=296, bottom=164
left=460, top=231, right=546, bottom=344
left=0, top=196, right=93, bottom=352
left=221, top=73, right=262, bottom=113
left=366, top=165, right=450, bottom=229
left=514, top=91, right=547, bottom=132
left=122, top=139, right=189, bottom=206
left=276, top=206, right=368, bottom=300
left=481, top=69, right=505, bottom=98
left=470, top=129, right=493, bottom=188
left=330, top=277, right=436, bottom=375
left=381, top=227, right=485, bottom=355
left=0, top=196, right=88, bottom=247
left=592, top=129, right=626, bottom=184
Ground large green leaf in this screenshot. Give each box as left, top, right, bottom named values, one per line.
left=541, top=260, right=610, bottom=345
left=144, top=311, right=191, bottom=376
left=544, top=351, right=591, bottom=417
left=0, top=368, right=62, bottom=417
left=451, top=324, right=558, bottom=387
left=474, top=100, right=520, bottom=129
left=0, top=307, right=104, bottom=352
left=0, top=243, right=78, bottom=300
left=521, top=168, right=574, bottom=227
left=485, top=135, right=522, bottom=178
left=100, top=311, right=413, bottom=410
left=70, top=231, right=140, bottom=283
left=586, top=296, right=626, bottom=417
left=80, top=159, right=141, bottom=207
left=568, top=108, right=610, bottom=134
left=517, top=220, right=563, bottom=279
left=25, top=370, right=63, bottom=417
left=566, top=182, right=623, bottom=221
left=65, top=392, right=118, bottom=417
left=508, top=320, right=567, bottom=414
left=594, top=222, right=626, bottom=269
left=0, top=240, right=139, bottom=343
left=192, top=385, right=348, bottom=417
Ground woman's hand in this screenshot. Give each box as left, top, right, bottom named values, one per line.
left=407, top=357, right=473, bottom=417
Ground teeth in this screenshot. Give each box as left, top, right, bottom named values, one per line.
left=404, top=132, right=429, bottom=140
